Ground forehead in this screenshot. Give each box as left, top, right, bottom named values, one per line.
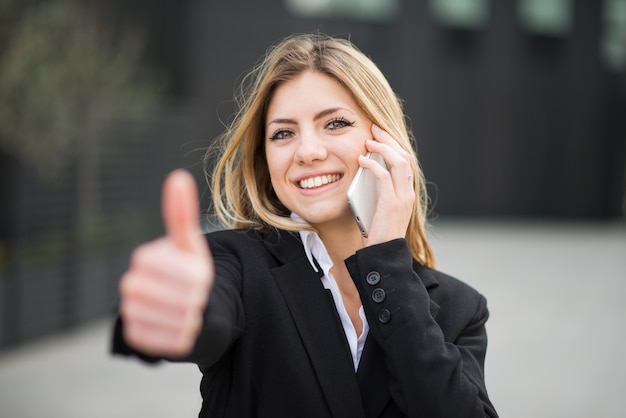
left=266, top=71, right=358, bottom=119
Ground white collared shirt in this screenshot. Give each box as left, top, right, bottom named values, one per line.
left=292, top=214, right=369, bottom=371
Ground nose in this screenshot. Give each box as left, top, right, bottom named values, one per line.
left=294, top=131, right=327, bottom=164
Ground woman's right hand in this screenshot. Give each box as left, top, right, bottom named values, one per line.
left=118, top=170, right=214, bottom=358
left=359, top=125, right=416, bottom=247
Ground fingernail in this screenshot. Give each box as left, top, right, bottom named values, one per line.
left=372, top=124, right=381, bottom=132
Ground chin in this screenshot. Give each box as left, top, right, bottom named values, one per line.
left=301, top=208, right=353, bottom=228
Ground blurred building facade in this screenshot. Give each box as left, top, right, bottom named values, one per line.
left=0, top=0, right=624, bottom=348
left=182, top=0, right=625, bottom=219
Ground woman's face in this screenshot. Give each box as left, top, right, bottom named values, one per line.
left=264, top=70, right=373, bottom=229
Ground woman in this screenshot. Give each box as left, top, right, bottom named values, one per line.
left=113, top=33, right=498, bottom=417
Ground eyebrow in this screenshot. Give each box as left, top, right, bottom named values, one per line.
left=267, top=107, right=353, bottom=126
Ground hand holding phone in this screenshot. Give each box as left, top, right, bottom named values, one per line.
left=346, top=152, right=387, bottom=237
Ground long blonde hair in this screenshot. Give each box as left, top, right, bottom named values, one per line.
left=205, top=33, right=435, bottom=267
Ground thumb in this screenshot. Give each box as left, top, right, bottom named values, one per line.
left=162, top=169, right=205, bottom=253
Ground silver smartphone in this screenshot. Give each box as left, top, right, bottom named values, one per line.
left=346, top=152, right=387, bottom=237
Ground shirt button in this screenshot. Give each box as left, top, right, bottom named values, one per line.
left=378, top=309, right=392, bottom=324
left=366, top=271, right=381, bottom=285
left=372, top=288, right=386, bottom=303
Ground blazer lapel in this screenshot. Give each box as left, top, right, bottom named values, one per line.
left=264, top=231, right=366, bottom=417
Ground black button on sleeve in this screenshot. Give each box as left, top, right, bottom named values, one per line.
left=371, top=288, right=386, bottom=303
left=366, top=271, right=381, bottom=285
left=378, top=309, right=391, bottom=324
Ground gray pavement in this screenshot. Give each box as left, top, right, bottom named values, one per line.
left=0, top=220, right=625, bottom=418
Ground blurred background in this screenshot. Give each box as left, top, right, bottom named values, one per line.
left=0, top=0, right=624, bottom=417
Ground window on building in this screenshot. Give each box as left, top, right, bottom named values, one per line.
left=428, top=0, right=490, bottom=30
left=602, top=0, right=626, bottom=72
left=285, top=0, right=400, bottom=22
left=517, top=0, right=572, bottom=36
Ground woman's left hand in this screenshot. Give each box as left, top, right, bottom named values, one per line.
left=358, top=124, right=416, bottom=247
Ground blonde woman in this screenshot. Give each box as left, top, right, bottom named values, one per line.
left=113, top=33, right=498, bottom=417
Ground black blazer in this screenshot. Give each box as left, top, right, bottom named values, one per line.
left=113, top=229, right=498, bottom=417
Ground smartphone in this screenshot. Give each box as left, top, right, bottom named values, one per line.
left=346, top=152, right=387, bottom=237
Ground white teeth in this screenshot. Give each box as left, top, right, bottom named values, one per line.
left=299, top=174, right=340, bottom=189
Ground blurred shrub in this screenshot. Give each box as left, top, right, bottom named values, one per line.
left=0, top=0, right=164, bottom=180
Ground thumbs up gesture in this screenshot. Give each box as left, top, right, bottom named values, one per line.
left=119, top=170, right=214, bottom=357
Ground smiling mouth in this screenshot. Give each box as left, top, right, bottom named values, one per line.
left=299, top=174, right=342, bottom=189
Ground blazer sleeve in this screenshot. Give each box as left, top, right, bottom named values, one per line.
left=111, top=234, right=245, bottom=367
left=345, top=239, right=498, bottom=418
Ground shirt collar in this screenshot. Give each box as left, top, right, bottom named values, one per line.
left=291, top=213, right=333, bottom=275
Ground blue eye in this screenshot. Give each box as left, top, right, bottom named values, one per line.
left=269, top=129, right=294, bottom=141
left=327, top=117, right=355, bottom=130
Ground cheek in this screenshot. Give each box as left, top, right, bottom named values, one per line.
left=265, top=150, right=289, bottom=189
left=347, top=128, right=369, bottom=148
left=267, top=165, right=293, bottom=211
left=339, top=136, right=368, bottom=162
